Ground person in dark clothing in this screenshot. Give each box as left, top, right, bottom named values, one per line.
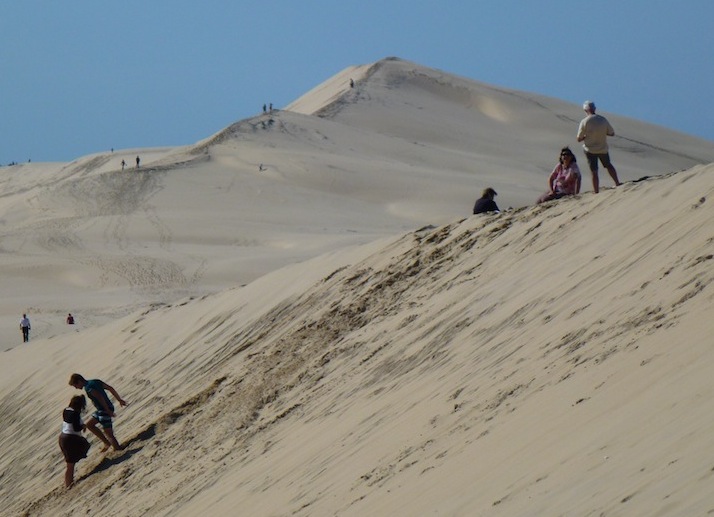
left=473, top=187, right=500, bottom=214
left=59, top=395, right=91, bottom=487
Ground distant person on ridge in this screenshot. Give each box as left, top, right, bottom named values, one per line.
left=537, top=147, right=581, bottom=203
left=20, top=313, right=31, bottom=342
left=67, top=313, right=75, bottom=325
left=577, top=101, right=621, bottom=193
left=69, top=373, right=128, bottom=452
left=473, top=187, right=500, bottom=214
left=121, top=159, right=126, bottom=170
left=135, top=156, right=140, bottom=169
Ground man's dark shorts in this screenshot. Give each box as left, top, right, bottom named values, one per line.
left=585, top=151, right=613, bottom=172
left=92, top=410, right=113, bottom=429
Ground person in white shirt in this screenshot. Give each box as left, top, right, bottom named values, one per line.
left=577, top=101, right=621, bottom=193
left=20, top=314, right=31, bottom=342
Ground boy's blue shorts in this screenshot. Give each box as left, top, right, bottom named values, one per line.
left=92, top=410, right=113, bottom=429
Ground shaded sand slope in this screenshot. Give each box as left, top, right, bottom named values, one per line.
left=4, top=163, right=714, bottom=516
left=2, top=58, right=713, bottom=349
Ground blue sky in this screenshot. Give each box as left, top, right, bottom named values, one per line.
left=2, top=1, right=712, bottom=163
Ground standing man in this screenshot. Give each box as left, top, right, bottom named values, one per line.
left=69, top=373, right=128, bottom=451
left=577, top=101, right=621, bottom=193
left=20, top=314, right=31, bottom=342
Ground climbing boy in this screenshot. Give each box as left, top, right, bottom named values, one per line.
left=69, top=373, right=128, bottom=451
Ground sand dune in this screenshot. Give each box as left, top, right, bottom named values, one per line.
left=2, top=58, right=711, bottom=347
left=3, top=58, right=712, bottom=351
left=1, top=58, right=714, bottom=516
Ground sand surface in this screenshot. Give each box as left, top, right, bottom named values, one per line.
left=2, top=58, right=714, bottom=516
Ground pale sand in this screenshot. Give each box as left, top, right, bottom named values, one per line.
left=1, top=58, right=714, bottom=516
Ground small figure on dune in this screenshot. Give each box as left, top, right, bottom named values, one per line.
left=259, top=163, right=265, bottom=171
left=66, top=313, right=75, bottom=325
left=537, top=147, right=581, bottom=203
left=263, top=104, right=267, bottom=113
left=121, top=159, right=126, bottom=171
left=59, top=394, right=91, bottom=488
left=69, top=374, right=128, bottom=452
left=135, top=156, right=141, bottom=169
left=20, top=313, right=31, bottom=342
left=350, top=78, right=355, bottom=88
left=473, top=187, right=500, bottom=214
left=577, top=100, right=621, bottom=193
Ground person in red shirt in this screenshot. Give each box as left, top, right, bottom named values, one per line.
left=537, top=147, right=582, bottom=204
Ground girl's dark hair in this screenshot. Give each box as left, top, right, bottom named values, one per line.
left=560, top=146, right=577, bottom=163
left=68, top=395, right=86, bottom=412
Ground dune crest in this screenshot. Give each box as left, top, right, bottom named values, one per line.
left=2, top=58, right=713, bottom=347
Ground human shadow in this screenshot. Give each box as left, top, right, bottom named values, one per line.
left=76, top=421, right=160, bottom=483
left=77, top=445, right=142, bottom=481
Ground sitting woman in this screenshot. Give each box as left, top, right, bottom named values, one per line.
left=537, top=147, right=581, bottom=204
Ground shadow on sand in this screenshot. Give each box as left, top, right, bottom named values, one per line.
left=78, top=445, right=142, bottom=481
left=76, top=421, right=160, bottom=483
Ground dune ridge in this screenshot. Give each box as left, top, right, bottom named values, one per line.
left=2, top=58, right=712, bottom=347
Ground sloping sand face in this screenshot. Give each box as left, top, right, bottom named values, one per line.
left=3, top=162, right=714, bottom=516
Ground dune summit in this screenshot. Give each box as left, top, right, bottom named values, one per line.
left=1, top=58, right=714, bottom=515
